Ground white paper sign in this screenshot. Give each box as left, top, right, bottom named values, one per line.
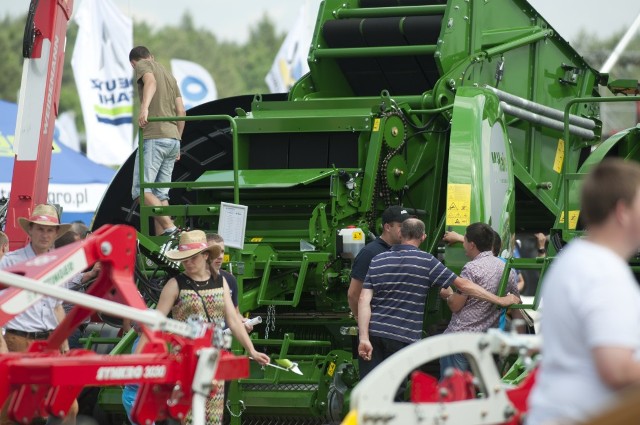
left=217, top=202, right=248, bottom=249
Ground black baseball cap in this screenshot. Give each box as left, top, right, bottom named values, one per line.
left=381, top=205, right=411, bottom=224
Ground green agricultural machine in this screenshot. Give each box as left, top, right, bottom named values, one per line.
left=92, top=0, right=640, bottom=423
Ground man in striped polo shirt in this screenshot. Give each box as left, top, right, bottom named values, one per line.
left=357, top=218, right=519, bottom=379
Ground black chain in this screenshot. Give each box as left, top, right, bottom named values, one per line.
left=366, top=107, right=409, bottom=231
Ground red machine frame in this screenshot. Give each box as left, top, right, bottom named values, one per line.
left=0, top=224, right=249, bottom=425
left=6, top=0, right=75, bottom=249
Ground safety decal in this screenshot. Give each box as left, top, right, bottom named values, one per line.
left=553, top=139, right=564, bottom=173
left=559, top=210, right=580, bottom=230
left=446, top=183, right=471, bottom=226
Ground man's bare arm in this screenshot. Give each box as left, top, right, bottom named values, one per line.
left=53, top=304, right=70, bottom=353
left=0, top=333, right=7, bottom=353
left=453, top=277, right=520, bottom=307
left=175, top=96, right=186, bottom=139
left=139, top=72, right=157, bottom=127
left=593, top=347, right=640, bottom=389
left=348, top=278, right=363, bottom=318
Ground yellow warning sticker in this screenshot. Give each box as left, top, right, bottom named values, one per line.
left=446, top=183, right=471, bottom=226
left=553, top=139, right=565, bottom=173
left=559, top=210, right=580, bottom=230
left=250, top=237, right=263, bottom=242
left=352, top=231, right=363, bottom=240
left=223, top=254, right=230, bottom=263
left=327, top=362, right=336, bottom=377
left=373, top=118, right=380, bottom=132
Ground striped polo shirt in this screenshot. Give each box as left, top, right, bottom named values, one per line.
left=363, top=244, right=457, bottom=343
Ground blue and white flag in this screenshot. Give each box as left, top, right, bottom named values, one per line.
left=71, top=0, right=133, bottom=166
left=171, top=59, right=217, bottom=110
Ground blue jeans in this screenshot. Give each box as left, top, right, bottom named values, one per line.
left=440, top=352, right=470, bottom=377
left=132, top=138, right=180, bottom=201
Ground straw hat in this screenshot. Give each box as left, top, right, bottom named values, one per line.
left=18, top=204, right=72, bottom=238
left=165, top=230, right=222, bottom=261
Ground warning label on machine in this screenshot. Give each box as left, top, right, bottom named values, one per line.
left=559, top=210, right=580, bottom=230
left=446, top=183, right=471, bottom=226
left=553, top=139, right=565, bottom=173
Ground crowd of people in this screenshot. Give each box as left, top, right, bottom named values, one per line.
left=0, top=206, right=268, bottom=425
left=0, top=41, right=637, bottom=425
left=353, top=210, right=521, bottom=383
left=2, top=156, right=640, bottom=425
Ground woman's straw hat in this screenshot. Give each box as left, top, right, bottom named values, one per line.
left=18, top=204, right=72, bottom=238
left=165, top=230, right=221, bottom=261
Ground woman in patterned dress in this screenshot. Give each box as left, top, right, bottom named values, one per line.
left=151, top=230, right=270, bottom=424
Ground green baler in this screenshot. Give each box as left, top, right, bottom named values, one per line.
left=92, top=0, right=640, bottom=423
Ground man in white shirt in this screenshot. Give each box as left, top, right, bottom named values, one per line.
left=0, top=204, right=77, bottom=425
left=527, top=159, right=640, bottom=425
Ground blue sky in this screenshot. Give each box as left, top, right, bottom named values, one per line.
left=2, top=0, right=639, bottom=44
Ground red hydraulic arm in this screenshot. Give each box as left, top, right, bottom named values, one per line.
left=0, top=224, right=250, bottom=424
left=6, top=0, right=74, bottom=249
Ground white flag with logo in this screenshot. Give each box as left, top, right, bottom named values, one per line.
left=71, top=0, right=133, bottom=166
left=171, top=59, right=217, bottom=110
left=265, top=1, right=317, bottom=93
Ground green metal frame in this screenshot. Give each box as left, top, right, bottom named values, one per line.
left=112, top=1, right=640, bottom=423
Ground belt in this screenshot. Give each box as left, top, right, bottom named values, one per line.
left=5, top=328, right=52, bottom=340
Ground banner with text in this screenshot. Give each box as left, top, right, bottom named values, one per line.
left=171, top=59, right=217, bottom=110
left=71, top=0, right=133, bottom=166
left=0, top=183, right=108, bottom=213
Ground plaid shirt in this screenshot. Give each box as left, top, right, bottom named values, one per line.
left=444, top=251, right=519, bottom=333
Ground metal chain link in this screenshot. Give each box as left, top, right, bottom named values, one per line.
left=367, top=107, right=409, bottom=230
left=226, top=399, right=246, bottom=418
left=265, top=305, right=276, bottom=339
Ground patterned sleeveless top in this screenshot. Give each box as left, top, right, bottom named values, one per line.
left=172, top=273, right=225, bottom=324
left=172, top=273, right=226, bottom=425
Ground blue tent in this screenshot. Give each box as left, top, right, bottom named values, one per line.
left=0, top=100, right=115, bottom=225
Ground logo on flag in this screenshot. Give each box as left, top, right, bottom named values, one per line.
left=265, top=2, right=317, bottom=93
left=71, top=0, right=133, bottom=166
left=171, top=59, right=217, bottom=110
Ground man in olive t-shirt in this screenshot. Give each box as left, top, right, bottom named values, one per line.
left=129, top=45, right=186, bottom=236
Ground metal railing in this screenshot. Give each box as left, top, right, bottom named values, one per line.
left=137, top=115, right=238, bottom=235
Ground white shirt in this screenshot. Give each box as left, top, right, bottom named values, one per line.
left=527, top=239, right=640, bottom=425
left=0, top=244, right=62, bottom=332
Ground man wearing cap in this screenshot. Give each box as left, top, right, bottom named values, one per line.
left=0, top=204, right=77, bottom=425
left=357, top=218, right=520, bottom=383
left=347, top=205, right=411, bottom=319
left=347, top=206, right=410, bottom=380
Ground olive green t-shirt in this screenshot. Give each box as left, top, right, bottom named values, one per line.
left=134, top=59, right=182, bottom=140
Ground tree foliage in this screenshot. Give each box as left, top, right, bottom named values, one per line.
left=572, top=29, right=640, bottom=79
left=0, top=11, right=284, bottom=132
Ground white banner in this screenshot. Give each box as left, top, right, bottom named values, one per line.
left=0, top=183, right=109, bottom=213
left=265, top=2, right=316, bottom=93
left=71, top=0, right=133, bottom=166
left=171, top=59, right=217, bottom=110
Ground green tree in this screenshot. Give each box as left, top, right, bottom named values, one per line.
left=0, top=15, right=28, bottom=102
left=0, top=10, right=284, bottom=142
left=572, top=29, right=640, bottom=79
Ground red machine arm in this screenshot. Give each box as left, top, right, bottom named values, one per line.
left=0, top=224, right=250, bottom=425
left=6, top=0, right=74, bottom=249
